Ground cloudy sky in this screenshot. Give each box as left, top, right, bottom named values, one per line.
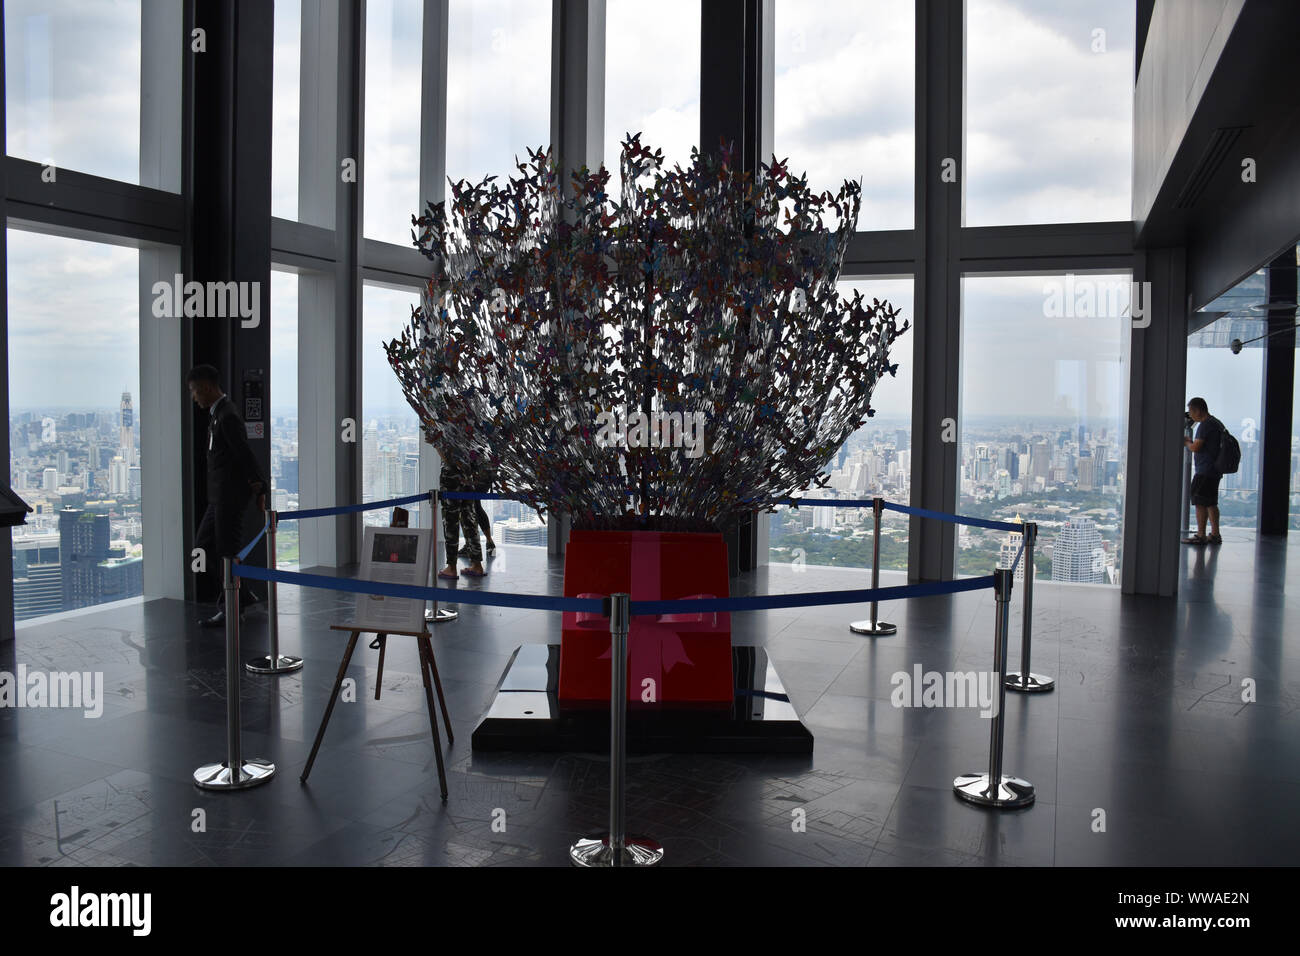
left=774, top=0, right=913, bottom=229
left=964, top=0, right=1134, bottom=225
left=6, top=0, right=1292, bottom=440
left=4, top=0, right=141, bottom=185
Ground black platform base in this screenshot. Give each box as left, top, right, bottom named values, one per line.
left=471, top=644, right=814, bottom=754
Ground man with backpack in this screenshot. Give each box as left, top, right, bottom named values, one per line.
left=1182, top=397, right=1235, bottom=545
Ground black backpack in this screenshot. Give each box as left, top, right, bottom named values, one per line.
left=1214, top=420, right=1241, bottom=475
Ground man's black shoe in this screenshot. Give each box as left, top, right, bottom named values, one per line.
left=200, top=602, right=253, bottom=627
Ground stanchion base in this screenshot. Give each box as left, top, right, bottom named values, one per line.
left=193, top=758, right=277, bottom=791
left=426, top=607, right=458, bottom=623
left=245, top=654, right=304, bottom=675
left=952, top=772, right=1035, bottom=808
left=569, top=834, right=664, bottom=867
left=1004, top=671, right=1055, bottom=693
left=848, top=620, right=897, bottom=636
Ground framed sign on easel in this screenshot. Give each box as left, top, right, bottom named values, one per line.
left=301, top=523, right=452, bottom=800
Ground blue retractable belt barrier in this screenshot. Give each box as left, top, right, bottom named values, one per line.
left=236, top=523, right=268, bottom=562
left=881, top=501, right=1022, bottom=533
left=276, top=491, right=431, bottom=521
left=735, top=688, right=791, bottom=702
left=438, top=491, right=519, bottom=501
left=757, top=497, right=1024, bottom=532
left=398, top=491, right=1021, bottom=540
left=230, top=488, right=1014, bottom=620
left=232, top=562, right=998, bottom=617
left=232, top=564, right=606, bottom=614
left=628, top=575, right=996, bottom=615
left=769, top=496, right=879, bottom=509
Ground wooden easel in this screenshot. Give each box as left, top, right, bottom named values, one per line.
left=300, top=624, right=453, bottom=801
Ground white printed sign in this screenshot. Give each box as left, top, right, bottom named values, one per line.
left=352, top=526, right=433, bottom=633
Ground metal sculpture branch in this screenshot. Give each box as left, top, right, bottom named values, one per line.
left=385, top=136, right=909, bottom=532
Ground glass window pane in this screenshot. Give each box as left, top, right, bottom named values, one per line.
left=1293, top=244, right=1300, bottom=533
left=270, top=270, right=299, bottom=567
left=1293, top=341, right=1300, bottom=531
left=364, top=0, right=423, bottom=245
left=775, top=0, right=914, bottom=230
left=272, top=0, right=301, bottom=221
left=605, top=0, right=700, bottom=197
left=362, top=283, right=423, bottom=527
left=964, top=0, right=1134, bottom=226
left=4, top=0, right=142, bottom=184
left=1187, top=264, right=1280, bottom=534
left=959, top=274, right=1130, bottom=584
left=8, top=229, right=142, bottom=620
left=1187, top=318, right=1264, bottom=533
left=768, top=278, right=913, bottom=570
left=446, top=0, right=551, bottom=187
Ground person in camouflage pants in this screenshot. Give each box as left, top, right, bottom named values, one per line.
left=437, top=457, right=485, bottom=578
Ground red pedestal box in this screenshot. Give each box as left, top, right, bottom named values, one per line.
left=559, top=530, right=734, bottom=708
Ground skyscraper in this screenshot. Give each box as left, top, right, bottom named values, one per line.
left=1032, top=442, right=1050, bottom=479
left=98, top=555, right=144, bottom=603
left=1240, top=439, right=1259, bottom=491
left=402, top=452, right=420, bottom=496
left=1051, top=517, right=1106, bottom=584
left=499, top=517, right=547, bottom=546
left=997, top=526, right=1026, bottom=582
left=109, top=457, right=129, bottom=495
left=59, top=508, right=110, bottom=609
left=280, top=457, right=299, bottom=494
left=120, top=391, right=135, bottom=465
left=58, top=508, right=142, bottom=610
left=1077, top=451, right=1094, bottom=491
left=12, top=533, right=64, bottom=620
left=382, top=450, right=402, bottom=498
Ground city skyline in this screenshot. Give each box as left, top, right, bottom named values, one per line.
left=9, top=392, right=145, bottom=620
left=9, top=390, right=1298, bottom=621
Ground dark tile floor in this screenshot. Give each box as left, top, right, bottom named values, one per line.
left=1, top=531, right=1297, bottom=867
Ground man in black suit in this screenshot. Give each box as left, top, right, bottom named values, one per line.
left=187, top=365, right=266, bottom=626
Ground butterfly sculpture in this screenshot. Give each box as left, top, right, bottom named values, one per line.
left=384, top=136, right=909, bottom=533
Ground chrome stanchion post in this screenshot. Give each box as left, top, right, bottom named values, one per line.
left=570, top=593, right=663, bottom=867
left=954, top=568, right=1034, bottom=808
left=1005, top=522, right=1053, bottom=693
left=195, top=558, right=276, bottom=790
left=610, top=593, right=627, bottom=858
left=247, top=508, right=303, bottom=674
left=850, top=497, right=897, bottom=635
left=426, top=488, right=458, bottom=624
